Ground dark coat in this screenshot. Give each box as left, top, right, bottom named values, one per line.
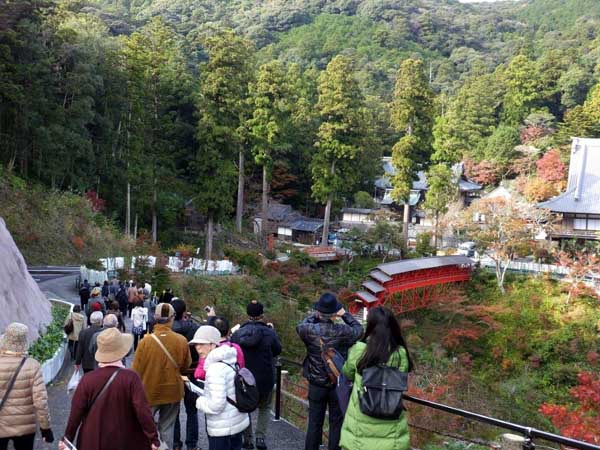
left=172, top=318, right=200, bottom=370
left=75, top=325, right=102, bottom=370
left=64, top=367, right=160, bottom=450
left=116, top=287, right=128, bottom=310
left=231, top=321, right=282, bottom=394
left=79, top=286, right=90, bottom=303
left=296, top=312, right=363, bottom=387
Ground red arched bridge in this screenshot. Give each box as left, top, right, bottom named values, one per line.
left=348, top=256, right=475, bottom=316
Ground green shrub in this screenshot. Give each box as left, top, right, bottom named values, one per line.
left=29, top=303, right=70, bottom=363
left=223, top=246, right=263, bottom=275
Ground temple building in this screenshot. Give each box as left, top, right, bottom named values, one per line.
left=539, top=137, right=600, bottom=241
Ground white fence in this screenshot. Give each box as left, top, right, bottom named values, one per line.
left=477, top=257, right=568, bottom=276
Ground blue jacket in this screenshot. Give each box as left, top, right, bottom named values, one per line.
left=231, top=321, right=282, bottom=394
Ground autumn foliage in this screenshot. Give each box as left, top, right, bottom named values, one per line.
left=464, top=159, right=502, bottom=185
left=523, top=177, right=560, bottom=202
left=84, top=190, right=106, bottom=212
left=540, top=372, right=600, bottom=444
left=556, top=250, right=600, bottom=301
left=520, top=125, right=549, bottom=144
left=536, top=149, right=566, bottom=183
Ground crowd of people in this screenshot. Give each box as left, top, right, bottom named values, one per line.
left=0, top=280, right=412, bottom=450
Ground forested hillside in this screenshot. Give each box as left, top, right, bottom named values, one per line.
left=3, top=0, right=600, bottom=253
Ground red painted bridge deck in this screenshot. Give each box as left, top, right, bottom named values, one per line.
left=350, top=256, right=475, bottom=315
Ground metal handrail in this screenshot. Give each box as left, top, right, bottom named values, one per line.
left=275, top=358, right=600, bottom=450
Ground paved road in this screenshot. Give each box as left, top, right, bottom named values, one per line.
left=34, top=275, right=305, bottom=450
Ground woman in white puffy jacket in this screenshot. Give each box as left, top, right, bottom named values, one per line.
left=191, top=325, right=249, bottom=450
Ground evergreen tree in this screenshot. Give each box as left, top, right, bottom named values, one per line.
left=432, top=73, right=502, bottom=163
left=312, top=55, right=367, bottom=247
left=423, top=163, right=456, bottom=249
left=502, top=54, right=542, bottom=124
left=247, top=60, right=290, bottom=239
left=121, top=17, right=193, bottom=242
left=195, top=29, right=253, bottom=260
left=389, top=58, right=434, bottom=243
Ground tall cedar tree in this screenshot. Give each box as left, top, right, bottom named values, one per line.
left=432, top=73, right=502, bottom=163
left=247, top=60, right=291, bottom=239
left=195, top=29, right=254, bottom=261
left=502, top=54, right=542, bottom=125
left=390, top=59, right=434, bottom=243
left=312, top=55, right=367, bottom=247
left=422, top=164, right=456, bottom=249
left=122, top=17, right=192, bottom=242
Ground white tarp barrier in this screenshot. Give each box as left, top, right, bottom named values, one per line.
left=80, top=266, right=108, bottom=285
left=93, top=255, right=237, bottom=275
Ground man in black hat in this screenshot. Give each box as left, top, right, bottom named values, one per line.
left=296, top=292, right=362, bottom=450
left=231, top=300, right=282, bottom=450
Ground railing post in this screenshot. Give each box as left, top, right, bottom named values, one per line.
left=274, top=357, right=282, bottom=421
left=523, top=429, right=535, bottom=450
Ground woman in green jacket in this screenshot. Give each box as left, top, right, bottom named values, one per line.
left=339, top=306, right=413, bottom=450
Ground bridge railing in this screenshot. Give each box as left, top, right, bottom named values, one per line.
left=274, top=357, right=600, bottom=450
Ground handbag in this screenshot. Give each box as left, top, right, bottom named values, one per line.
left=64, top=313, right=74, bottom=335
left=0, top=357, right=27, bottom=412
left=315, top=324, right=352, bottom=413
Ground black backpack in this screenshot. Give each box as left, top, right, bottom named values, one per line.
left=222, top=362, right=260, bottom=413
left=359, top=365, right=408, bottom=420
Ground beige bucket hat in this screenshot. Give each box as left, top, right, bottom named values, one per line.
left=95, top=328, right=133, bottom=363
left=0, top=323, right=29, bottom=355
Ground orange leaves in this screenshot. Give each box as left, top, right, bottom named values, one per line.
left=556, top=250, right=600, bottom=301
left=71, top=235, right=85, bottom=251
left=442, top=328, right=481, bottom=349
left=536, top=149, right=566, bottom=183
left=540, top=372, right=600, bottom=444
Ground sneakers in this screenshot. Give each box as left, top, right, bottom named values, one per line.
left=242, top=440, right=255, bottom=450
left=256, top=437, right=267, bottom=450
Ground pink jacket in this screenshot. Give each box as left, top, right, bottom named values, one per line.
left=194, top=341, right=245, bottom=381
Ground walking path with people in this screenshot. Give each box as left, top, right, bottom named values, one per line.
left=35, top=275, right=305, bottom=450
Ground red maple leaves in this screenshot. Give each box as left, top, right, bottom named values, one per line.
left=540, top=372, right=600, bottom=444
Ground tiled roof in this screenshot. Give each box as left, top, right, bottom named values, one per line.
left=539, top=138, right=600, bottom=214
left=362, top=280, right=385, bottom=293
left=356, top=290, right=378, bottom=303
left=459, top=179, right=482, bottom=192
left=369, top=270, right=392, bottom=283
left=283, top=218, right=324, bottom=233
left=376, top=158, right=481, bottom=193
left=342, top=208, right=375, bottom=214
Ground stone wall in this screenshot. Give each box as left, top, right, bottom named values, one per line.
left=0, top=218, right=52, bottom=342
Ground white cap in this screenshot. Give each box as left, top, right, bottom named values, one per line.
left=189, top=325, right=221, bottom=345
